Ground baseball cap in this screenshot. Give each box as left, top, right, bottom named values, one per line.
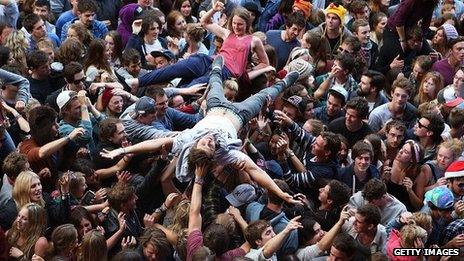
left=283, top=95, right=308, bottom=116
left=424, top=186, right=454, bottom=210
left=133, top=96, right=156, bottom=117
left=150, top=50, right=176, bottom=62
left=56, top=90, right=77, bottom=110
left=226, top=184, right=257, bottom=207
left=328, top=85, right=349, bottom=104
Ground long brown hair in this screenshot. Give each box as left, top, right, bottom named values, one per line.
left=7, top=203, right=47, bottom=259
left=227, top=7, right=253, bottom=35
left=83, top=38, right=112, bottom=74
left=415, top=71, right=444, bottom=105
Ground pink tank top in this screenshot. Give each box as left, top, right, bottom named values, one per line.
left=219, top=33, right=253, bottom=78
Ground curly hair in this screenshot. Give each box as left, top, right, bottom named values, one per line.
left=28, top=105, right=58, bottom=146
left=56, top=38, right=85, bottom=66
left=4, top=30, right=28, bottom=75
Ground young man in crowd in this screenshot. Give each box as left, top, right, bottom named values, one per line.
left=60, top=0, right=108, bottom=42
left=352, top=70, right=388, bottom=112
left=328, top=97, right=373, bottom=147
left=266, top=12, right=305, bottom=71
left=368, top=76, right=417, bottom=132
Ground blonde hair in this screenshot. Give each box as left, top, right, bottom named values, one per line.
left=4, top=30, right=28, bottom=74
left=224, top=79, right=239, bottom=92
left=411, top=212, right=432, bottom=232
left=168, top=200, right=190, bottom=234
left=13, top=171, right=45, bottom=209
left=438, top=139, right=464, bottom=161
left=69, top=172, right=86, bottom=197
left=79, top=230, right=107, bottom=261
left=7, top=203, right=47, bottom=259
left=400, top=221, right=427, bottom=248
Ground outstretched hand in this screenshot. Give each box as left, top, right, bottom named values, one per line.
left=100, top=148, right=125, bottom=159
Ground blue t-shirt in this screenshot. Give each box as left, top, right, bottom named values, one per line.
left=265, top=30, right=301, bottom=71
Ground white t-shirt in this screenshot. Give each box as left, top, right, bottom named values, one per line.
left=144, top=40, right=163, bottom=54
left=245, top=248, right=276, bottom=261
left=296, top=244, right=323, bottom=260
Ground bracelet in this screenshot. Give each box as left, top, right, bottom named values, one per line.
left=399, top=39, right=405, bottom=42
left=13, top=114, right=22, bottom=120
left=65, top=136, right=72, bottom=143
left=287, top=150, right=295, bottom=158
left=119, top=147, right=127, bottom=155
left=194, top=176, right=204, bottom=186
left=159, top=203, right=167, bottom=212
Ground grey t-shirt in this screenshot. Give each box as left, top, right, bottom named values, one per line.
left=173, top=115, right=245, bottom=182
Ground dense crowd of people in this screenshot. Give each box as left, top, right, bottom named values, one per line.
left=1, top=0, right=464, bottom=260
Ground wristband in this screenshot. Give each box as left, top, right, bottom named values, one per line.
left=194, top=176, right=204, bottom=186
left=119, top=147, right=127, bottom=155
left=287, top=150, right=295, bottom=158
left=399, top=39, right=405, bottom=42
left=66, top=136, right=72, bottom=143
left=13, top=114, right=22, bottom=120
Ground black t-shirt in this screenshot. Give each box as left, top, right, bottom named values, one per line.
left=328, top=117, right=373, bottom=148
left=327, top=35, right=341, bottom=51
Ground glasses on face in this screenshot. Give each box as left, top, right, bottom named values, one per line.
left=73, top=77, right=85, bottom=85
left=417, top=120, right=429, bottom=130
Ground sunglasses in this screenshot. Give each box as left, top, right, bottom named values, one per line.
left=417, top=121, right=429, bottom=130
left=73, top=77, right=85, bottom=85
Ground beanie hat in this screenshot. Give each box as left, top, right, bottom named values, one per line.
left=288, top=47, right=311, bottom=63
left=441, top=23, right=459, bottom=42
left=101, top=88, right=115, bottom=109
left=293, top=0, right=312, bottom=19
left=445, top=161, right=464, bottom=179
left=286, top=58, right=313, bottom=80
left=324, top=3, right=347, bottom=24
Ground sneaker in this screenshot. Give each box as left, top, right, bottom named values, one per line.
left=283, top=71, right=299, bottom=87
left=212, top=55, right=224, bottom=72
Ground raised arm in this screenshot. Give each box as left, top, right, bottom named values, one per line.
left=262, top=216, right=302, bottom=258
left=200, top=1, right=229, bottom=40
left=188, top=164, right=208, bottom=234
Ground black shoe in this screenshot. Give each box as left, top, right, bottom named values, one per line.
left=212, top=55, right=224, bottom=72
left=283, top=71, right=299, bottom=87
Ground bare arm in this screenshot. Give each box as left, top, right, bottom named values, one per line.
left=262, top=216, right=301, bottom=258
left=199, top=1, right=229, bottom=40
left=188, top=164, right=208, bottom=234
left=95, top=156, right=131, bottom=179
left=316, top=207, right=349, bottom=251
left=38, top=128, right=84, bottom=158
left=100, top=137, right=174, bottom=159
left=251, top=36, right=270, bottom=67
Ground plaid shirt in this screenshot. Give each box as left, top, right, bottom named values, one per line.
left=314, top=73, right=359, bottom=101
left=442, top=218, right=464, bottom=245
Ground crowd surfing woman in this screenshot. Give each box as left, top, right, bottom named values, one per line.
left=101, top=56, right=300, bottom=205
left=128, top=2, right=270, bottom=89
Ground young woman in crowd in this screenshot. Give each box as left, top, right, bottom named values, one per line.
left=430, top=24, right=459, bottom=59
left=83, top=38, right=117, bottom=82
left=172, top=0, right=198, bottom=23
left=166, top=10, right=187, bottom=40
left=414, top=71, right=444, bottom=106
left=49, top=224, right=79, bottom=260
left=96, top=88, right=137, bottom=118
left=6, top=203, right=49, bottom=260
left=420, top=139, right=464, bottom=192
left=386, top=140, right=425, bottom=211
left=177, top=23, right=208, bottom=59
left=66, top=23, right=93, bottom=48
left=105, top=31, right=123, bottom=68
left=4, top=30, right=29, bottom=75
left=79, top=229, right=108, bottom=261
left=369, top=12, right=387, bottom=51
